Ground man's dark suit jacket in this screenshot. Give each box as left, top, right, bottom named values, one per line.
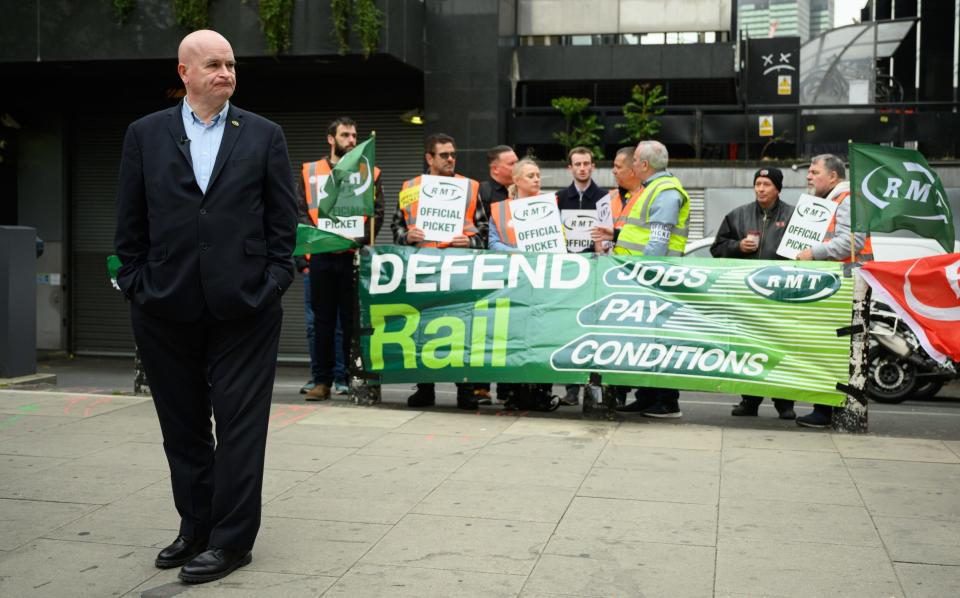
left=115, top=101, right=297, bottom=322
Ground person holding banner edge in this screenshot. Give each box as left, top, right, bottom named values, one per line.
left=795, top=154, right=873, bottom=428
left=392, top=133, right=487, bottom=409
left=300, top=117, right=385, bottom=401
left=709, top=166, right=797, bottom=419
left=613, top=140, right=691, bottom=418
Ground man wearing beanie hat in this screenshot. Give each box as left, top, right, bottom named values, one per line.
left=710, top=166, right=796, bottom=419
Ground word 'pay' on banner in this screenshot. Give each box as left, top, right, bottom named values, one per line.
left=360, top=246, right=856, bottom=406
left=416, top=175, right=468, bottom=242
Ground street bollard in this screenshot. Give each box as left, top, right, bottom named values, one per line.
left=583, top=373, right=621, bottom=421
left=348, top=250, right=380, bottom=406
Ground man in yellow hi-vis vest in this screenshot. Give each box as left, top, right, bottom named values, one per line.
left=613, top=140, right=691, bottom=418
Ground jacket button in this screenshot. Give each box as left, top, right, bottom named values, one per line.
left=200, top=242, right=208, bottom=250
left=200, top=209, right=207, bottom=215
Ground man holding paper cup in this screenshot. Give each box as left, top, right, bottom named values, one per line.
left=391, top=133, right=487, bottom=410
left=710, top=167, right=796, bottom=419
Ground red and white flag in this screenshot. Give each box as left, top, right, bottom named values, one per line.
left=860, top=254, right=960, bottom=363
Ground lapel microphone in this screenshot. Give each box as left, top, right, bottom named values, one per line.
left=180, top=136, right=189, bottom=145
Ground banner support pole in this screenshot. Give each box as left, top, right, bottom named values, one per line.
left=832, top=269, right=869, bottom=433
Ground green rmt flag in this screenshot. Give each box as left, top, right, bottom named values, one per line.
left=316, top=135, right=376, bottom=223
left=849, top=142, right=955, bottom=253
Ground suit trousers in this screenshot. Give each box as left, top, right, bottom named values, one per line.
left=309, top=252, right=355, bottom=386
left=131, top=299, right=282, bottom=551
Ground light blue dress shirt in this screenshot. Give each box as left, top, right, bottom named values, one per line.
left=182, top=98, right=229, bottom=194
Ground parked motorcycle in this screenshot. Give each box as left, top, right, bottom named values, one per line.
left=866, top=303, right=957, bottom=404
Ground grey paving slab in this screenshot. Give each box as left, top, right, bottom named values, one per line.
left=834, top=435, right=960, bottom=463
left=0, top=453, right=69, bottom=475
left=412, top=479, right=576, bottom=523
left=323, top=563, right=526, bottom=597
left=56, top=412, right=165, bottom=443
left=720, top=470, right=864, bottom=506
left=722, top=427, right=838, bottom=452
left=502, top=417, right=617, bottom=439
left=0, top=429, right=127, bottom=459
left=526, top=544, right=716, bottom=598
left=715, top=538, right=902, bottom=597
left=945, top=440, right=960, bottom=459
left=0, top=498, right=98, bottom=551
left=263, top=441, right=355, bottom=473
left=44, top=482, right=180, bottom=548
left=844, top=458, right=960, bottom=487
left=252, top=516, right=390, bottom=577
left=0, top=391, right=67, bottom=411
left=610, top=423, right=722, bottom=451
left=263, top=472, right=445, bottom=525
left=71, top=440, right=169, bottom=471
left=295, top=405, right=420, bottom=428
left=875, top=516, right=960, bottom=566
left=718, top=499, right=881, bottom=547
left=0, top=538, right=159, bottom=598
left=722, top=446, right=849, bottom=477
left=0, top=460, right=170, bottom=504
left=0, top=414, right=71, bottom=440
left=316, top=452, right=470, bottom=479
left=393, top=411, right=519, bottom=437
left=360, top=513, right=554, bottom=576
left=479, top=432, right=606, bottom=462
left=355, top=431, right=489, bottom=459
left=580, top=466, right=720, bottom=504
left=595, top=444, right=720, bottom=473
left=127, top=569, right=337, bottom=597
left=268, top=423, right=389, bottom=448
left=451, top=453, right=594, bottom=489
left=894, top=562, right=960, bottom=598
left=261, top=468, right=314, bottom=504
left=856, top=481, right=960, bottom=521
left=549, top=496, right=716, bottom=548
left=0, top=393, right=148, bottom=419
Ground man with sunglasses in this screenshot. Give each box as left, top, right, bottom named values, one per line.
left=391, top=133, right=487, bottom=409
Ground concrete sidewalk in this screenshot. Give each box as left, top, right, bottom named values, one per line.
left=1, top=388, right=959, bottom=597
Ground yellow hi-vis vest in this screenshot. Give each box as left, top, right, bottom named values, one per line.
left=613, top=174, right=690, bottom=256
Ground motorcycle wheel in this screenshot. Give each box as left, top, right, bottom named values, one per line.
left=866, top=346, right=917, bottom=404
left=912, top=380, right=945, bottom=401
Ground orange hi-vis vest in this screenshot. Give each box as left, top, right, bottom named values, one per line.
left=611, top=186, right=643, bottom=230
left=301, top=158, right=381, bottom=229
left=823, top=190, right=874, bottom=263
left=398, top=174, right=480, bottom=248
left=490, top=194, right=559, bottom=249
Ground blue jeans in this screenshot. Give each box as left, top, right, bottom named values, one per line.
left=304, top=271, right=346, bottom=384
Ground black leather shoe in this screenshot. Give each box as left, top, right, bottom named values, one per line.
left=178, top=547, right=252, bottom=584
left=154, top=535, right=207, bottom=569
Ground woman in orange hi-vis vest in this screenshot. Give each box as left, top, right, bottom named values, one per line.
left=488, top=157, right=557, bottom=251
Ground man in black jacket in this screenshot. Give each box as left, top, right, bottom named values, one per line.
left=710, top=167, right=796, bottom=419
left=114, top=30, right=297, bottom=582
left=556, top=147, right=607, bottom=406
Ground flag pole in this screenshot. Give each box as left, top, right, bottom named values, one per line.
left=369, top=130, right=377, bottom=247
left=849, top=141, right=856, bottom=263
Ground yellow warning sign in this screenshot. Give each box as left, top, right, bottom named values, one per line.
left=777, top=75, right=792, bottom=96
left=758, top=115, right=774, bottom=137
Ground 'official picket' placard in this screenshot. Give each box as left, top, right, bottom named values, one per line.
left=416, top=175, right=468, bottom=242
left=776, top=193, right=839, bottom=259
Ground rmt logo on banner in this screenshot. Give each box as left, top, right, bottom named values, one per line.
left=860, top=161, right=949, bottom=215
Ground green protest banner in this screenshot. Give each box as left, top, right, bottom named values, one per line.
left=849, top=142, right=956, bottom=252
left=359, top=246, right=855, bottom=406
